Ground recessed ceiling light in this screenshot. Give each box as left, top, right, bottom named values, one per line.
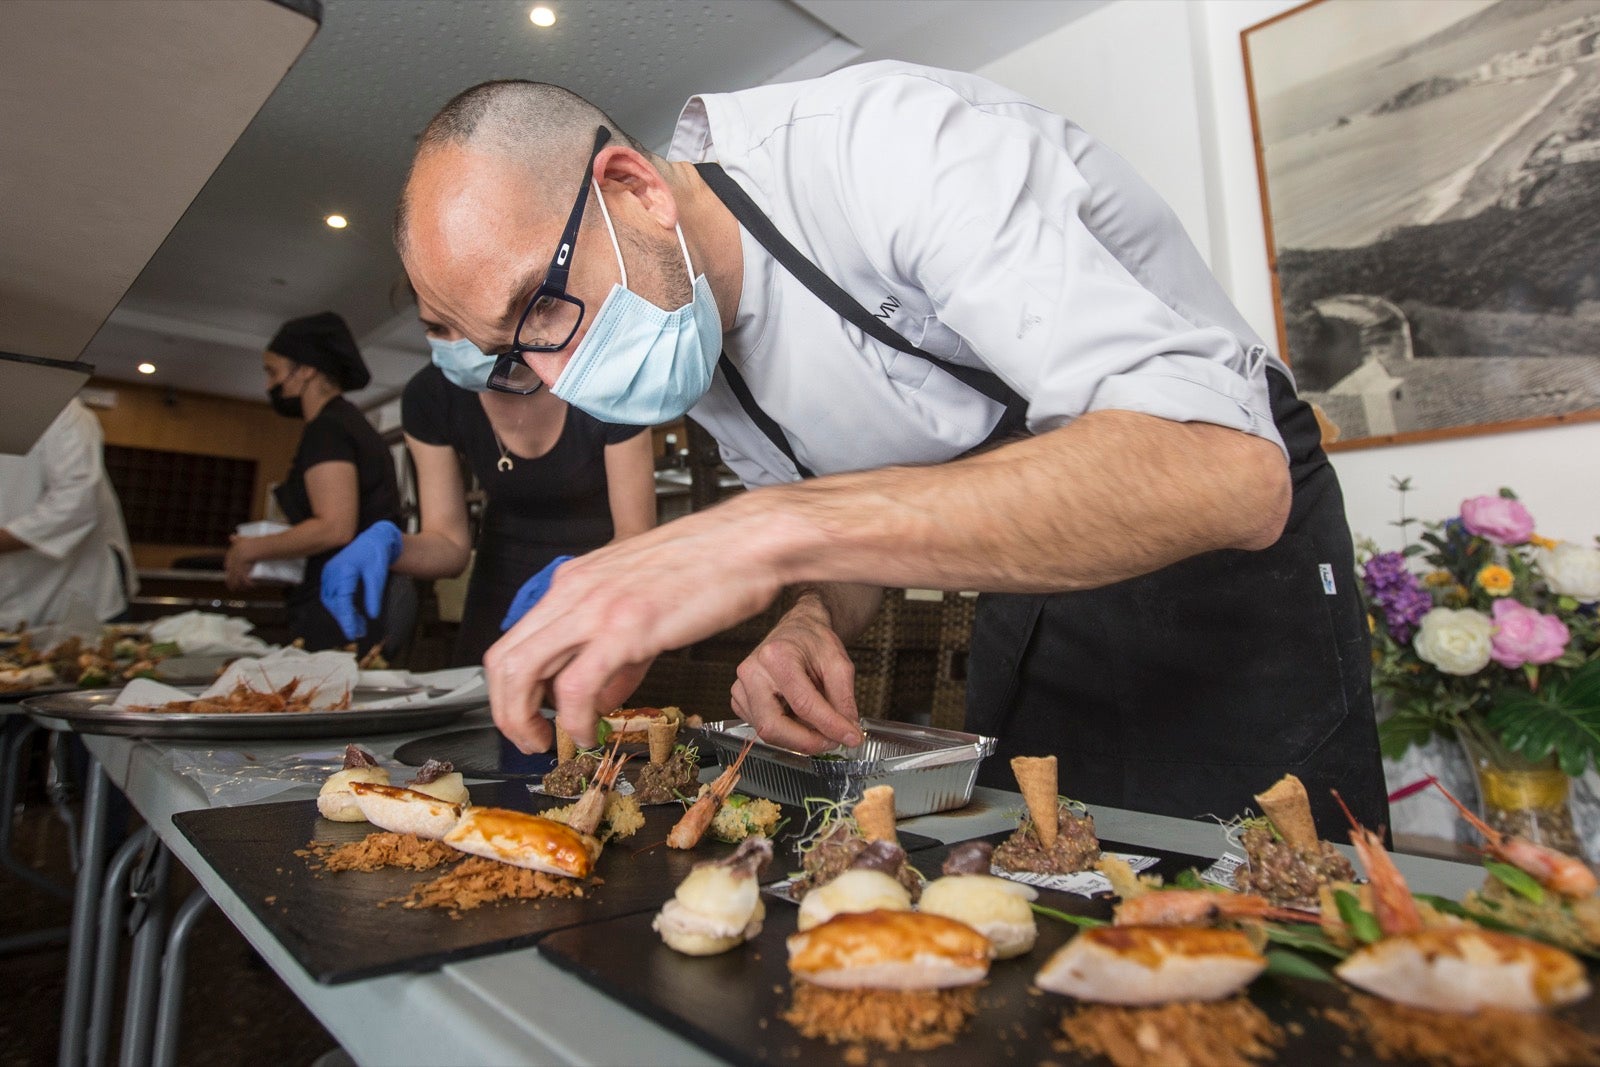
left=529, top=6, right=555, bottom=27
left=324, top=214, right=348, bottom=229
left=137, top=362, right=156, bottom=375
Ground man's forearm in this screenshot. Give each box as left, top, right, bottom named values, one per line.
left=741, top=411, right=1291, bottom=594
left=787, top=582, right=883, bottom=643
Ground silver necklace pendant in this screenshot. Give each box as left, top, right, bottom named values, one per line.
left=497, top=454, right=513, bottom=472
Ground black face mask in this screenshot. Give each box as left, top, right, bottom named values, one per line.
left=268, top=382, right=303, bottom=419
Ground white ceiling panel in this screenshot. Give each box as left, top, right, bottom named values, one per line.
left=78, top=0, right=1103, bottom=405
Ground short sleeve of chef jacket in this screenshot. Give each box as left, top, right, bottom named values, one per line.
left=703, top=66, right=1285, bottom=460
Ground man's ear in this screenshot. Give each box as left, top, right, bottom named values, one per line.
left=594, top=146, right=678, bottom=228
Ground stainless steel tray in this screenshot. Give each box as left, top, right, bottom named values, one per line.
left=20, top=687, right=485, bottom=739
left=690, top=718, right=995, bottom=818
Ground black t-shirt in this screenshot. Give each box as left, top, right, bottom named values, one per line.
left=274, top=395, right=402, bottom=606
left=401, top=365, right=646, bottom=547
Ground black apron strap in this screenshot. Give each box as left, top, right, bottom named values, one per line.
left=695, top=162, right=1028, bottom=477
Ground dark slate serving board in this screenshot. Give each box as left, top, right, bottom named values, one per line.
left=173, top=781, right=937, bottom=985
left=539, top=838, right=1600, bottom=1066
left=393, top=726, right=555, bottom=779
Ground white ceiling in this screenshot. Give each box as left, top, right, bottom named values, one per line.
left=80, top=0, right=1104, bottom=406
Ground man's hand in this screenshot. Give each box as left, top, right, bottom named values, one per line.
left=222, top=535, right=256, bottom=591
left=483, top=504, right=783, bottom=754
left=732, top=598, right=864, bottom=753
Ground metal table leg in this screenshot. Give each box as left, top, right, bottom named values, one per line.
left=149, top=888, right=211, bottom=1067
left=119, top=841, right=171, bottom=1067
left=0, top=715, right=73, bottom=899
left=86, top=827, right=154, bottom=1067
left=59, top=757, right=109, bottom=1067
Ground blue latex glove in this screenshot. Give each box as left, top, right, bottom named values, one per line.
left=320, top=520, right=404, bottom=640
left=501, top=555, right=574, bottom=632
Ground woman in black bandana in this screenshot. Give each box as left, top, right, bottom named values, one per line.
left=224, top=311, right=402, bottom=651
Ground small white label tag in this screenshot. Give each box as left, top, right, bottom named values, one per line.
left=1199, top=852, right=1246, bottom=889
left=1319, top=563, right=1336, bottom=595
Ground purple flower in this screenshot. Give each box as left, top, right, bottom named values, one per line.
left=1362, top=552, right=1432, bottom=642
left=1460, top=496, right=1535, bottom=545
left=1489, top=599, right=1570, bottom=668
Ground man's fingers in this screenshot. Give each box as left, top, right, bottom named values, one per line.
left=760, top=646, right=861, bottom=747
left=485, top=629, right=564, bottom=755
left=733, top=664, right=835, bottom=754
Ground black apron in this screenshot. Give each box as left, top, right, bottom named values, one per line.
left=696, top=164, right=1387, bottom=835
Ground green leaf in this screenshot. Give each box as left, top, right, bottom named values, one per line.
left=1030, top=903, right=1106, bottom=928
left=1415, top=894, right=1600, bottom=961
left=1334, top=889, right=1382, bottom=944
left=146, top=641, right=181, bottom=658
left=593, top=719, right=613, bottom=748
left=1485, top=664, right=1600, bottom=776
left=1264, top=949, right=1336, bottom=983
left=1262, top=922, right=1349, bottom=960
left=1173, top=869, right=1204, bottom=890
left=1485, top=860, right=1546, bottom=905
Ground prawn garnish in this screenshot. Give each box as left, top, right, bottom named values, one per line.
left=1329, top=789, right=1590, bottom=1013
left=1113, top=888, right=1317, bottom=927
left=1431, top=779, right=1598, bottom=900
left=566, top=736, right=632, bottom=837
left=667, top=739, right=754, bottom=850
left=1333, top=789, right=1422, bottom=936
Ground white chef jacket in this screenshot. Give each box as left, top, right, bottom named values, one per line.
left=668, top=61, right=1288, bottom=489
left=0, top=398, right=136, bottom=626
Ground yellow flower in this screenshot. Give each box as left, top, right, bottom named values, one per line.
left=1367, top=613, right=1376, bottom=633
left=1423, top=570, right=1455, bottom=587
left=1476, top=565, right=1514, bottom=596
left=1528, top=533, right=1558, bottom=550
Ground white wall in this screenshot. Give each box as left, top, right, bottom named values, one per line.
left=981, top=0, right=1600, bottom=549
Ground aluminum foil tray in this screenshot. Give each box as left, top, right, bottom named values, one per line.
left=691, top=718, right=995, bottom=817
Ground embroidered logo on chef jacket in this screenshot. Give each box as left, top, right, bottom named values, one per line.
left=1319, top=563, right=1337, bottom=595
left=872, top=295, right=901, bottom=322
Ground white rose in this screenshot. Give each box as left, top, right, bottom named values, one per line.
left=1537, top=542, right=1600, bottom=602
left=1412, top=607, right=1494, bottom=676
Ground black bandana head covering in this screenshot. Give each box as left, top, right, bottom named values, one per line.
left=267, top=311, right=371, bottom=391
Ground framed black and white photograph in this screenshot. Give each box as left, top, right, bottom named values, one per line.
left=1243, top=0, right=1600, bottom=449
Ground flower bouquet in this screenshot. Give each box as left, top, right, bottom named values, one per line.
left=1361, top=482, right=1600, bottom=854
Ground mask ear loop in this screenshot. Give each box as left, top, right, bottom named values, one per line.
left=674, top=222, right=695, bottom=283
left=590, top=180, right=627, bottom=290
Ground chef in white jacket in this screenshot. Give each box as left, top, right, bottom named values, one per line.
left=0, top=397, right=136, bottom=626
left=395, top=62, right=1385, bottom=832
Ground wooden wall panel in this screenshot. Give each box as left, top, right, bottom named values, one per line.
left=86, top=378, right=304, bottom=556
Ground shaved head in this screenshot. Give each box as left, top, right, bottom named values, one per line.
left=396, top=80, right=648, bottom=256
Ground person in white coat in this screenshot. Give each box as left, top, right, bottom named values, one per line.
left=0, top=397, right=136, bottom=626
left=395, top=63, right=1384, bottom=832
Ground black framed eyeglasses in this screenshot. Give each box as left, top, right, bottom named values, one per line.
left=487, top=126, right=613, bottom=395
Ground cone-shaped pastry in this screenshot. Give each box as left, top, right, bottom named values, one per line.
left=1254, top=774, right=1316, bottom=850
left=648, top=719, right=678, bottom=766
left=1011, top=755, right=1058, bottom=849
left=853, top=785, right=897, bottom=844
left=556, top=725, right=577, bottom=764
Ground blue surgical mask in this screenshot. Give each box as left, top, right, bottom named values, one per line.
left=550, top=185, right=721, bottom=426
left=429, top=336, right=503, bottom=393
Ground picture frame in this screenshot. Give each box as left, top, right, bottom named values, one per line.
left=1241, top=0, right=1600, bottom=450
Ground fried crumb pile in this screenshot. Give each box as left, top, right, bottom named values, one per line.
left=298, top=833, right=461, bottom=873
left=1055, top=999, right=1285, bottom=1067
left=388, top=857, right=592, bottom=915
left=1324, top=996, right=1600, bottom=1067
left=781, top=983, right=979, bottom=1052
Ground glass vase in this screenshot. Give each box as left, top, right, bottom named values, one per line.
left=1458, top=725, right=1583, bottom=858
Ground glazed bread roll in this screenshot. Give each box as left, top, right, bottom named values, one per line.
left=788, top=910, right=992, bottom=990
left=443, top=807, right=598, bottom=879
left=348, top=781, right=462, bottom=839
left=1335, top=928, right=1589, bottom=1013
left=1035, top=925, right=1265, bottom=1004
left=317, top=766, right=391, bottom=822
left=918, top=874, right=1038, bottom=959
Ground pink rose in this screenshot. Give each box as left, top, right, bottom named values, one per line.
left=1459, top=495, right=1535, bottom=545
left=1489, top=599, right=1570, bottom=668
